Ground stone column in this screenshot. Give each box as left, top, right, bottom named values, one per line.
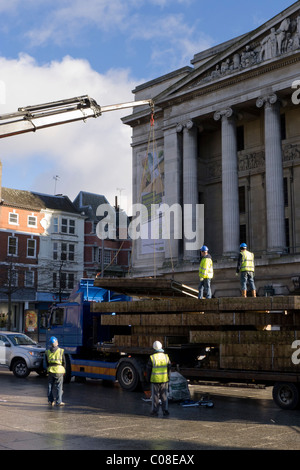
left=183, top=120, right=199, bottom=261
left=163, top=124, right=183, bottom=262
left=214, top=108, right=240, bottom=257
left=256, top=94, right=286, bottom=253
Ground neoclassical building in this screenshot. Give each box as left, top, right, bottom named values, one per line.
left=123, top=1, right=300, bottom=296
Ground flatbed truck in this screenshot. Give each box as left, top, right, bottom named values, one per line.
left=46, top=278, right=300, bottom=410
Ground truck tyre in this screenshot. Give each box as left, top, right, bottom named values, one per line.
left=272, top=382, right=300, bottom=410
left=12, top=359, right=30, bottom=378
left=117, top=361, right=139, bottom=391
left=64, top=355, right=72, bottom=383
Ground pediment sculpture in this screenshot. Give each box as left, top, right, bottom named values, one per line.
left=193, top=15, right=300, bottom=87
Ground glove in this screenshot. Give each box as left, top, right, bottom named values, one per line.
left=199, top=278, right=203, bottom=281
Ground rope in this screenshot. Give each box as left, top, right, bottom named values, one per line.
left=129, top=110, right=175, bottom=277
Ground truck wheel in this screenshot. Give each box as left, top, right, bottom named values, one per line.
left=117, top=361, right=139, bottom=391
left=272, top=382, right=300, bottom=410
left=64, top=355, right=72, bottom=383
left=12, top=359, right=30, bottom=378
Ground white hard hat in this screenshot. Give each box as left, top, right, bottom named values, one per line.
left=153, top=340, right=162, bottom=351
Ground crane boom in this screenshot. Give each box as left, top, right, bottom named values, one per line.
left=0, top=95, right=154, bottom=139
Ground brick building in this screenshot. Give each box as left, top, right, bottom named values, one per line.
left=73, top=191, right=132, bottom=279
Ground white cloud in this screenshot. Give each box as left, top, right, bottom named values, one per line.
left=0, top=54, right=139, bottom=211
left=25, top=0, right=131, bottom=46
left=23, top=0, right=213, bottom=72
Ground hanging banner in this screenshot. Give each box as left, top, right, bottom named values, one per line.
left=139, top=149, right=165, bottom=254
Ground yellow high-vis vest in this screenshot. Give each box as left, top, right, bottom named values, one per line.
left=150, top=352, right=170, bottom=383
left=199, top=257, right=213, bottom=279
left=46, top=348, right=65, bottom=374
left=240, top=250, right=254, bottom=272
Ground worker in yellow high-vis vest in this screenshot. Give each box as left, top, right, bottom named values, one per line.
left=198, top=245, right=214, bottom=299
left=44, top=336, right=66, bottom=406
left=146, top=341, right=171, bottom=417
left=236, top=243, right=256, bottom=297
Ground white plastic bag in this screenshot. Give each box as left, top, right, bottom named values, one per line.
left=168, top=371, right=190, bottom=401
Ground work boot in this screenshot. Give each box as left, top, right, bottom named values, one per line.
left=252, top=290, right=256, bottom=297
left=241, top=290, right=247, bottom=297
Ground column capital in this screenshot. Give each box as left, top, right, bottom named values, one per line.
left=213, top=107, right=234, bottom=121
left=256, top=93, right=278, bottom=109
left=185, top=119, right=194, bottom=130
left=176, top=120, right=195, bottom=132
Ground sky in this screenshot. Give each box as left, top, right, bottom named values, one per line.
left=0, top=0, right=296, bottom=212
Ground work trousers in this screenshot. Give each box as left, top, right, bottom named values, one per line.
left=240, top=271, right=256, bottom=291
left=48, top=373, right=64, bottom=405
left=198, top=278, right=212, bottom=299
left=151, top=382, right=168, bottom=413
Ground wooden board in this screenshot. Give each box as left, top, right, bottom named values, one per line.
left=92, top=296, right=300, bottom=313
left=94, top=277, right=199, bottom=298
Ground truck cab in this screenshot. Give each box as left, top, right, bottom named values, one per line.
left=46, top=279, right=134, bottom=386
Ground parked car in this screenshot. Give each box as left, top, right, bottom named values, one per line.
left=0, top=332, right=45, bottom=378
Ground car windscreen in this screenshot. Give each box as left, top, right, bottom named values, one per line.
left=8, top=334, right=36, bottom=346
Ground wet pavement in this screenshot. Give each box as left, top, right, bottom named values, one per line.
left=0, top=366, right=300, bottom=452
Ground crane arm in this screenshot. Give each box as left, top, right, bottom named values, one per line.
left=0, top=95, right=154, bottom=139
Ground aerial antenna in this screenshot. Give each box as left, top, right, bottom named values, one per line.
left=53, top=175, right=60, bottom=194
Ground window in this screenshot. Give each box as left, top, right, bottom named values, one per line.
left=68, top=273, right=74, bottom=289
left=27, top=215, right=37, bottom=227
left=27, top=239, right=36, bottom=258
left=9, top=212, right=19, bottom=225
left=239, top=186, right=246, bottom=214
left=112, top=250, right=118, bottom=265
left=69, top=220, right=75, bottom=234
left=8, top=236, right=18, bottom=256
left=53, top=242, right=75, bottom=261
left=68, top=244, right=75, bottom=261
left=240, top=225, right=247, bottom=246
left=102, top=250, right=111, bottom=266
left=61, top=218, right=75, bottom=234
left=61, top=243, right=67, bottom=260
left=53, top=217, right=59, bottom=233
left=61, top=218, right=68, bottom=233
left=54, top=272, right=74, bottom=290
left=53, top=242, right=58, bottom=260
left=25, top=271, right=34, bottom=287
left=8, top=270, right=18, bottom=287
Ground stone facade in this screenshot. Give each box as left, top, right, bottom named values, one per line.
left=123, top=2, right=300, bottom=297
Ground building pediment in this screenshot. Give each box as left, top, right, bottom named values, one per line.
left=155, top=1, right=300, bottom=104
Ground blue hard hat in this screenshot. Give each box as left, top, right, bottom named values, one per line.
left=240, top=243, right=247, bottom=248
left=49, top=336, right=58, bottom=344
left=200, top=245, right=208, bottom=252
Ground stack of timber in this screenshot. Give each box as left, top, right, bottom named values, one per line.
left=94, top=276, right=199, bottom=298
left=92, top=278, right=300, bottom=372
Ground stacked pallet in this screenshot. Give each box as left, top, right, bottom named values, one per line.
left=92, top=296, right=300, bottom=372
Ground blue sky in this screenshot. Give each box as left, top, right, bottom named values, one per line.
left=0, top=0, right=295, bottom=209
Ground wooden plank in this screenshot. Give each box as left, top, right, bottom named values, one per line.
left=92, top=298, right=217, bottom=313
left=190, top=330, right=300, bottom=344
left=219, top=297, right=273, bottom=311
left=94, top=277, right=199, bottom=298
left=100, top=310, right=299, bottom=328
left=132, top=325, right=190, bottom=335
left=92, top=296, right=300, bottom=314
